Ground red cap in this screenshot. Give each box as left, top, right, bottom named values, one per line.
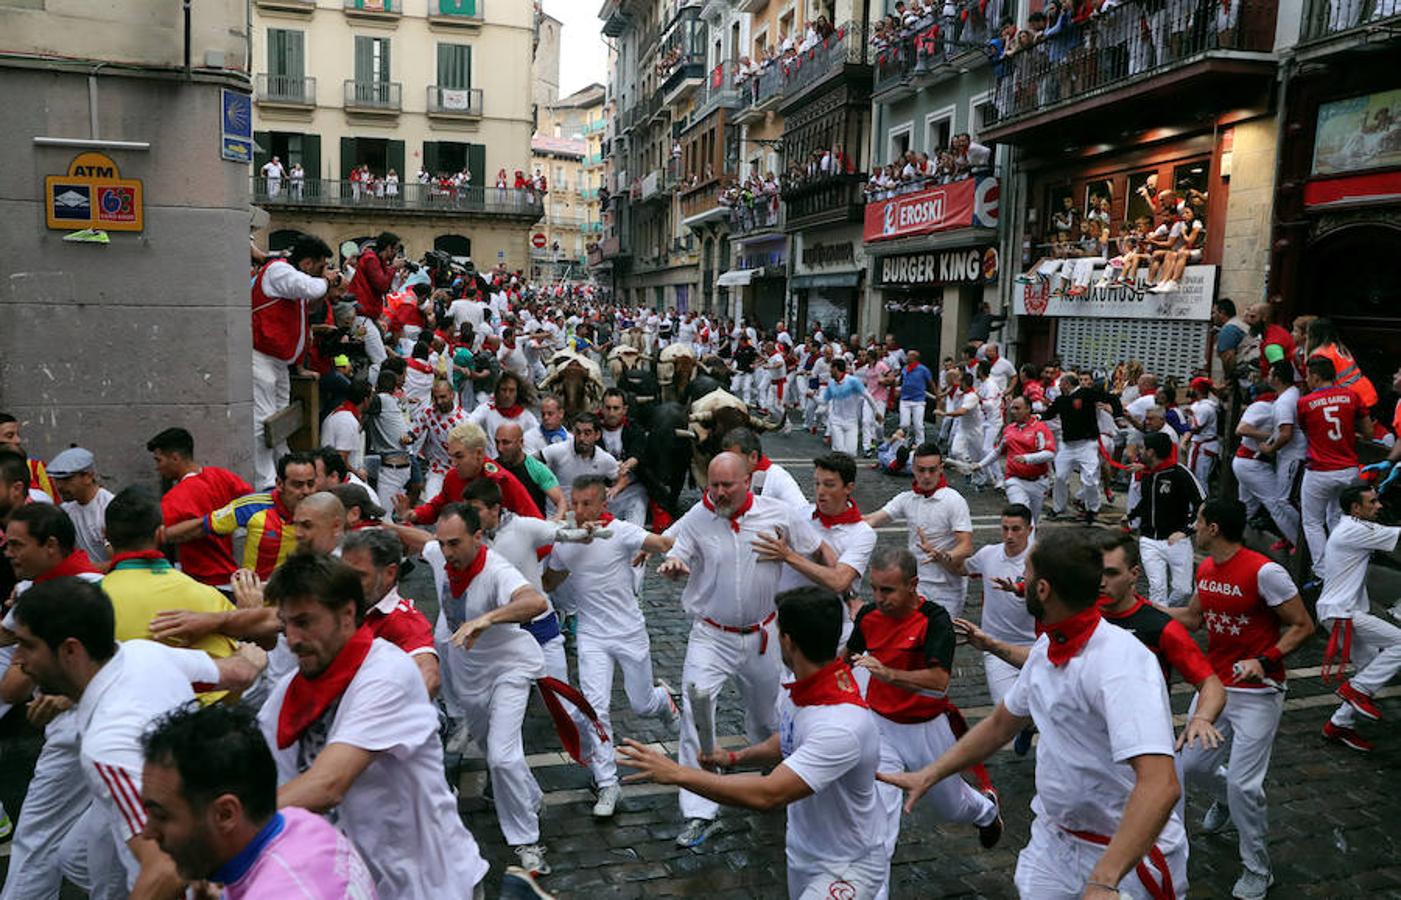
left=1191, top=377, right=1214, bottom=393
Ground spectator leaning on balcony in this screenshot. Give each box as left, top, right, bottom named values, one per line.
left=349, top=231, right=404, bottom=321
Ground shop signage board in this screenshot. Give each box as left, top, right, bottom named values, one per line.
left=1013, top=265, right=1216, bottom=320
left=876, top=246, right=998, bottom=286
left=863, top=176, right=1000, bottom=243
left=46, top=152, right=144, bottom=232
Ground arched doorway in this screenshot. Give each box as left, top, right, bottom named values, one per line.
left=268, top=229, right=304, bottom=253
left=435, top=234, right=472, bottom=261
left=1300, top=223, right=1401, bottom=396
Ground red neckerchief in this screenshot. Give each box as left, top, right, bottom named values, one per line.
left=814, top=500, right=863, bottom=528
left=446, top=545, right=489, bottom=597
left=597, top=512, right=616, bottom=525
left=335, top=400, right=362, bottom=422
left=913, top=474, right=949, bottom=497
left=491, top=403, right=524, bottom=418
left=1044, top=606, right=1102, bottom=667
left=753, top=455, right=773, bottom=472
left=702, top=490, right=754, bottom=532
left=34, top=549, right=99, bottom=583
left=905, top=361, right=920, bottom=373
left=833, top=372, right=846, bottom=382
left=107, top=550, right=166, bottom=566
left=785, top=659, right=868, bottom=708
left=406, top=358, right=433, bottom=374
left=276, top=624, right=375, bottom=748
left=1255, top=391, right=1277, bottom=403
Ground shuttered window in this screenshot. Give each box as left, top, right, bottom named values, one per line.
left=437, top=44, right=471, bottom=90
left=354, top=36, right=391, bottom=84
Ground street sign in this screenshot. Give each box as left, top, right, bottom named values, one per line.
left=45, top=152, right=143, bottom=232
left=531, top=233, right=547, bottom=249
left=221, top=89, right=253, bottom=163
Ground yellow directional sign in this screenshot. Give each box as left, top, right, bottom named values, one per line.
left=45, top=151, right=144, bottom=232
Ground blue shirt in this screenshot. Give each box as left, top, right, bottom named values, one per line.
left=899, top=364, right=935, bottom=402
left=1216, top=322, right=1246, bottom=354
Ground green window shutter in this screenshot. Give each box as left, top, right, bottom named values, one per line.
left=437, top=44, right=470, bottom=90
left=467, top=143, right=486, bottom=187
left=340, top=137, right=357, bottom=180
left=438, top=0, right=477, bottom=16
left=379, top=39, right=391, bottom=85
left=423, top=142, right=440, bottom=177
left=302, top=134, right=321, bottom=180
left=254, top=131, right=271, bottom=173
left=287, top=31, right=304, bottom=79
left=354, top=36, right=373, bottom=84
left=387, top=140, right=405, bottom=181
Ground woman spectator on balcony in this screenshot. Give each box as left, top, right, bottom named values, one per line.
left=289, top=162, right=305, bottom=200
left=385, top=168, right=399, bottom=201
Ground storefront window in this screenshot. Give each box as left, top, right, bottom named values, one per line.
left=1127, top=170, right=1159, bottom=227
left=1173, top=162, right=1209, bottom=224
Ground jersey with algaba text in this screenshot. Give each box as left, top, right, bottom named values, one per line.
left=1195, top=548, right=1297, bottom=688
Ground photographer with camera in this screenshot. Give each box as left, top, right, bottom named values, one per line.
left=348, top=231, right=405, bottom=321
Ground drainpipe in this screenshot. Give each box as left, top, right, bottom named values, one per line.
left=88, top=62, right=108, bottom=139
left=183, top=0, right=193, bottom=81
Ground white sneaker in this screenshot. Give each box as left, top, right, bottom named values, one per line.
left=1093, top=278, right=1111, bottom=289
left=656, top=680, right=680, bottom=730
left=1155, top=279, right=1179, bottom=293
left=592, top=783, right=622, bottom=818
left=1202, top=800, right=1233, bottom=833
left=675, top=817, right=721, bottom=848
left=513, top=843, right=551, bottom=876
left=1231, top=868, right=1274, bottom=899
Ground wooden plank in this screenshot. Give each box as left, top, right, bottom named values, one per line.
left=263, top=400, right=305, bottom=448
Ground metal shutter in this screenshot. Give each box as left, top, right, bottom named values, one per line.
left=1055, top=318, right=1209, bottom=380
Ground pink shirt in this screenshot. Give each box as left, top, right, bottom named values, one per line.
left=222, top=808, right=378, bottom=899
left=863, top=360, right=893, bottom=406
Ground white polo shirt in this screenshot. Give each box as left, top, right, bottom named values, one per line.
left=965, top=542, right=1036, bottom=645
left=258, top=638, right=488, bottom=899
left=988, top=356, right=1016, bottom=392
left=955, top=391, right=983, bottom=439
left=546, top=519, right=650, bottom=640
left=1316, top=516, right=1401, bottom=622
left=423, top=541, right=544, bottom=687
left=779, top=503, right=877, bottom=594
left=483, top=511, right=562, bottom=629
left=667, top=494, right=822, bottom=626
left=752, top=462, right=807, bottom=509
left=1002, top=621, right=1184, bottom=851
left=467, top=404, right=540, bottom=457
left=78, top=640, right=218, bottom=886
left=542, top=440, right=619, bottom=502
left=777, top=691, right=885, bottom=871
left=321, top=409, right=364, bottom=472
left=879, top=487, right=973, bottom=602
left=1270, top=385, right=1307, bottom=458
left=1237, top=398, right=1275, bottom=454
left=1190, top=399, right=1219, bottom=443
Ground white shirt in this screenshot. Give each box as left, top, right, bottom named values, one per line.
left=547, top=519, right=650, bottom=639
left=965, top=543, right=1035, bottom=645
left=448, top=299, right=486, bottom=331
left=423, top=541, right=544, bottom=686
left=1270, top=385, right=1307, bottom=457
left=1002, top=622, right=1185, bottom=851
left=1190, top=398, right=1219, bottom=443
left=1237, top=398, right=1275, bottom=454
left=988, top=356, right=1016, bottom=392
left=955, top=390, right=983, bottom=439
left=483, top=510, right=558, bottom=591
left=78, top=640, right=218, bottom=886
left=523, top=425, right=569, bottom=456
left=63, top=487, right=114, bottom=563
left=468, top=405, right=540, bottom=458
left=542, top=440, right=619, bottom=502
left=1125, top=394, right=1157, bottom=438
left=777, top=691, right=886, bottom=868
left=753, top=462, right=808, bottom=509
left=879, top=487, right=973, bottom=601
left=666, top=493, right=822, bottom=625
left=779, top=504, right=878, bottom=594
left=320, top=409, right=364, bottom=471
left=259, top=639, right=488, bottom=899
left=977, top=379, right=1003, bottom=426
left=1316, top=516, right=1401, bottom=621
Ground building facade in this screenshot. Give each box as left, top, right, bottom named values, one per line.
left=250, top=0, right=542, bottom=268
left=1, top=0, right=256, bottom=487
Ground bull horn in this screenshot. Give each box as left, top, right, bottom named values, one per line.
left=674, top=428, right=699, bottom=439
left=633, top=395, right=656, bottom=403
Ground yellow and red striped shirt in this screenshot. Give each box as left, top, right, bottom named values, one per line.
left=28, top=459, right=58, bottom=503
left=205, top=489, right=297, bottom=578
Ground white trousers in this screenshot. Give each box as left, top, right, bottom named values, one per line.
left=1326, top=614, right=1401, bottom=729
left=1015, top=815, right=1187, bottom=899
left=876, top=714, right=996, bottom=864
left=861, top=402, right=882, bottom=450
left=1180, top=688, right=1285, bottom=878
left=1301, top=467, right=1353, bottom=576
left=252, top=349, right=290, bottom=489
left=579, top=630, right=671, bottom=787
left=830, top=416, right=860, bottom=456
left=1232, top=457, right=1275, bottom=520
left=754, top=370, right=772, bottom=410
left=899, top=400, right=927, bottom=446
left=424, top=466, right=449, bottom=502
left=374, top=462, right=412, bottom=513
left=1140, top=536, right=1195, bottom=607
left=922, top=586, right=969, bottom=623
left=732, top=372, right=754, bottom=405
left=1, top=712, right=89, bottom=900
left=789, top=849, right=889, bottom=900
left=1005, top=476, right=1047, bottom=523
left=984, top=652, right=1023, bottom=707
left=58, top=803, right=131, bottom=900
left=1189, top=439, right=1219, bottom=491
left=678, top=618, right=782, bottom=821
left=950, top=426, right=982, bottom=464
left=459, top=675, right=542, bottom=846
left=1053, top=439, right=1101, bottom=513
left=1271, top=452, right=1304, bottom=544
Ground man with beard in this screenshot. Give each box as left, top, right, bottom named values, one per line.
left=493, top=423, right=564, bottom=519
left=339, top=527, right=439, bottom=696
left=599, top=388, right=651, bottom=526
left=408, top=380, right=470, bottom=500
left=542, top=413, right=619, bottom=507
left=880, top=529, right=1187, bottom=899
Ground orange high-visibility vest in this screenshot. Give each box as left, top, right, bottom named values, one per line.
left=1309, top=344, right=1377, bottom=409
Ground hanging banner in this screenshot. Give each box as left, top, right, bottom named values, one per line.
left=1013, top=265, right=1216, bottom=320
left=863, top=176, right=999, bottom=243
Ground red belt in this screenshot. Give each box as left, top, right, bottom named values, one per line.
left=1234, top=446, right=1261, bottom=460
left=1062, top=828, right=1175, bottom=900
left=702, top=611, right=777, bottom=654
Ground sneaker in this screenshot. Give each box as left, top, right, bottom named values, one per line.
left=1201, top=800, right=1233, bottom=834
left=1323, top=721, right=1374, bottom=752
left=1231, top=868, right=1274, bottom=900
left=444, top=719, right=472, bottom=756
left=592, top=784, right=622, bottom=818
left=656, top=680, right=681, bottom=730
left=1043, top=509, right=1064, bottom=522
left=1337, top=682, right=1382, bottom=721
left=675, top=817, right=721, bottom=848
left=1013, top=726, right=1035, bottom=756
left=977, top=789, right=1004, bottom=849
left=513, top=843, right=551, bottom=876
left=500, top=866, right=555, bottom=900
left=1094, top=277, right=1111, bottom=289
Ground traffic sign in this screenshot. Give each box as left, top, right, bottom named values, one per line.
left=45, top=152, right=143, bottom=232
left=531, top=233, right=547, bottom=249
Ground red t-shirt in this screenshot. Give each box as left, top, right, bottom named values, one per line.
left=161, top=467, right=252, bottom=586
left=1195, top=548, right=1292, bottom=687
left=364, top=593, right=435, bottom=656
left=1099, top=595, right=1214, bottom=686
left=1297, top=384, right=1360, bottom=471
left=847, top=599, right=954, bottom=723
left=411, top=459, right=542, bottom=524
